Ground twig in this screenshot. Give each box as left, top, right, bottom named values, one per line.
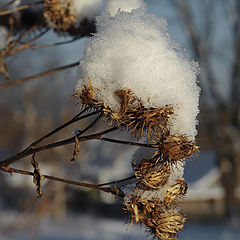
left=0, top=126, right=118, bottom=167
left=0, top=166, right=124, bottom=197
left=9, top=28, right=50, bottom=56
left=29, top=37, right=81, bottom=49
left=99, top=137, right=158, bottom=148
left=32, top=107, right=101, bottom=146
left=77, top=111, right=103, bottom=136
left=0, top=62, right=79, bottom=89
left=97, top=175, right=135, bottom=186
left=0, top=1, right=44, bottom=16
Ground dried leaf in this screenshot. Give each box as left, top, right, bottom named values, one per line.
left=71, top=135, right=80, bottom=162
left=31, top=154, right=44, bottom=197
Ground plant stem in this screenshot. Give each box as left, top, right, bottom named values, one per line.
left=1, top=166, right=125, bottom=197
left=0, top=62, right=79, bottom=89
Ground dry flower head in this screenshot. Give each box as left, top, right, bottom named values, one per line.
left=44, top=0, right=78, bottom=33
left=152, top=135, right=199, bottom=164
left=124, top=195, right=186, bottom=240
left=75, top=79, right=198, bottom=240
left=163, top=178, right=188, bottom=206
left=134, top=160, right=170, bottom=189
left=75, top=79, right=174, bottom=140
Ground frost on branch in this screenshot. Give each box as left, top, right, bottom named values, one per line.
left=75, top=6, right=200, bottom=240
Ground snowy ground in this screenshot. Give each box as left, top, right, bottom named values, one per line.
left=0, top=212, right=240, bottom=240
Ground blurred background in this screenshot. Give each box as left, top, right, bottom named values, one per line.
left=0, top=0, right=240, bottom=239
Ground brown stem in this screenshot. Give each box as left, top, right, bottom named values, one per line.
left=32, top=107, right=101, bottom=146
left=0, top=126, right=118, bottom=167
left=78, top=111, right=103, bottom=136
left=0, top=62, right=79, bottom=89
left=97, top=175, right=135, bottom=186
left=0, top=166, right=124, bottom=197
left=0, top=1, right=44, bottom=16
left=99, top=137, right=158, bottom=148
left=8, top=28, right=50, bottom=56
left=29, top=37, right=81, bottom=49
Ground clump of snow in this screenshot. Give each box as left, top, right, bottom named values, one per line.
left=76, top=8, right=200, bottom=140
left=73, top=0, right=102, bottom=21
left=106, top=0, right=146, bottom=16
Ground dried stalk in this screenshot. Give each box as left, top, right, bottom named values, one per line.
left=1, top=166, right=126, bottom=197
left=99, top=137, right=158, bottom=148
left=0, top=1, right=44, bottom=16
left=0, top=126, right=119, bottom=167
left=29, top=37, right=81, bottom=49
left=0, top=62, right=79, bottom=89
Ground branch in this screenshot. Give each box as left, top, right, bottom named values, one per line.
left=0, top=62, right=79, bottom=89
left=0, top=108, right=159, bottom=168
left=97, top=175, right=135, bottom=186
left=0, top=166, right=125, bottom=197
left=99, top=137, right=158, bottom=148
left=172, top=0, right=225, bottom=107
left=0, top=125, right=118, bottom=167
left=7, top=28, right=50, bottom=56
left=29, top=37, right=82, bottom=49
left=32, top=107, right=101, bottom=146
left=0, top=1, right=43, bottom=16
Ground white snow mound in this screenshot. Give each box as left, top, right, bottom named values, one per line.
left=76, top=8, right=200, bottom=140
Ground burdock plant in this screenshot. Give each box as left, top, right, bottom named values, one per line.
left=0, top=1, right=200, bottom=240
left=74, top=6, right=200, bottom=239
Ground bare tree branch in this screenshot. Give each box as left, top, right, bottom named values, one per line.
left=172, top=0, right=225, bottom=107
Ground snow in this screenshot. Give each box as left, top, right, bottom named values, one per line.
left=2, top=212, right=239, bottom=240
left=76, top=8, right=200, bottom=140
left=106, top=0, right=146, bottom=16
left=73, top=0, right=102, bottom=21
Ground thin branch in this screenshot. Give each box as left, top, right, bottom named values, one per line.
left=0, top=62, right=79, bottom=89
left=9, top=28, right=50, bottom=56
left=29, top=37, right=81, bottom=49
left=97, top=175, right=135, bottom=186
left=99, top=137, right=158, bottom=148
left=78, top=111, right=103, bottom=136
left=173, top=0, right=225, bottom=107
left=0, top=166, right=124, bottom=197
left=0, top=1, right=43, bottom=16
left=0, top=126, right=118, bottom=167
left=32, top=107, right=101, bottom=146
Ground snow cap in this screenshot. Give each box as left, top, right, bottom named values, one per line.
left=76, top=8, right=200, bottom=140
